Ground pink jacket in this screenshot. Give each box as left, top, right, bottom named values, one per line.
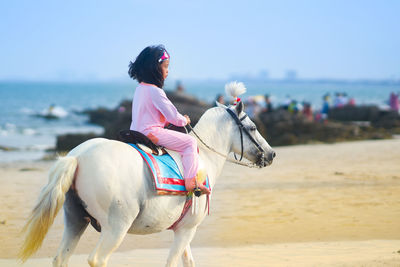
left=130, top=83, right=187, bottom=133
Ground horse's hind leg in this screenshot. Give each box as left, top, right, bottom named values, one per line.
left=87, top=202, right=138, bottom=267
left=166, top=226, right=197, bottom=267
left=87, top=226, right=129, bottom=267
left=53, top=190, right=89, bottom=267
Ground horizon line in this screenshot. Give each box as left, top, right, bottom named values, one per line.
left=0, top=77, right=399, bottom=86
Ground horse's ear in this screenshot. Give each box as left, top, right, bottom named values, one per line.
left=235, top=101, right=244, bottom=115
left=215, top=101, right=228, bottom=109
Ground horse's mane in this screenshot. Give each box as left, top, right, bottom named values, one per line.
left=193, top=106, right=230, bottom=141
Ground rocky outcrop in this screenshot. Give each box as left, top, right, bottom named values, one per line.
left=256, top=109, right=392, bottom=146
left=328, top=105, right=400, bottom=131
left=56, top=91, right=211, bottom=151
left=55, top=93, right=398, bottom=152
left=83, top=92, right=211, bottom=140
left=328, top=106, right=380, bottom=122
left=167, top=91, right=211, bottom=126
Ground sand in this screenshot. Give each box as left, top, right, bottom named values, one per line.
left=1, top=139, right=400, bottom=266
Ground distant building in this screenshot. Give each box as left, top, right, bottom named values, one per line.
left=285, top=70, right=297, bottom=80
left=257, top=70, right=269, bottom=81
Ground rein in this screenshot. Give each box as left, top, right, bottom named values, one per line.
left=186, top=108, right=265, bottom=169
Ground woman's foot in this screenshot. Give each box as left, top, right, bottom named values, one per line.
left=185, top=177, right=211, bottom=195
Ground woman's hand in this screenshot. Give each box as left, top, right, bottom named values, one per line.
left=184, top=115, right=191, bottom=125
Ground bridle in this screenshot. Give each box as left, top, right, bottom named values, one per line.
left=225, top=108, right=265, bottom=162
left=187, top=107, right=266, bottom=168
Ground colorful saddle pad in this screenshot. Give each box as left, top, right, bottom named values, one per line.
left=129, top=143, right=210, bottom=195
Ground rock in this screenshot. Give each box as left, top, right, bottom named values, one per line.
left=257, top=109, right=391, bottom=146
left=56, top=133, right=99, bottom=152
left=329, top=105, right=380, bottom=122
left=371, top=110, right=400, bottom=129
left=329, top=105, right=400, bottom=131
left=167, top=91, right=209, bottom=107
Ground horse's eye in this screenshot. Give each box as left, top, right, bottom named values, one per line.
left=250, top=126, right=257, bottom=131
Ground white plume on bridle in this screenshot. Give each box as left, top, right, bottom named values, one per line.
left=224, top=81, right=246, bottom=100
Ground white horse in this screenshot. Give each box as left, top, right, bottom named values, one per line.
left=19, top=92, right=275, bottom=267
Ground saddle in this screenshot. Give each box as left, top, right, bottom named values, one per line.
left=118, top=124, right=187, bottom=155
left=118, top=127, right=211, bottom=196
left=119, top=129, right=165, bottom=155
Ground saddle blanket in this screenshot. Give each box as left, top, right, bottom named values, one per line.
left=129, top=143, right=210, bottom=195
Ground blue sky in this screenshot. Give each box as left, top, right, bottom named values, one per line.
left=0, top=0, right=399, bottom=81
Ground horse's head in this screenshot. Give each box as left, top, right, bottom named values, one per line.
left=194, top=81, right=275, bottom=167
left=215, top=100, right=276, bottom=167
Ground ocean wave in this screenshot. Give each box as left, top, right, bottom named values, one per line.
left=0, top=124, right=38, bottom=136
left=5, top=123, right=16, bottom=130
left=22, top=128, right=36, bottom=135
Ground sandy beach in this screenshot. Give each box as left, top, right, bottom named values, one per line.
left=1, top=139, right=400, bottom=266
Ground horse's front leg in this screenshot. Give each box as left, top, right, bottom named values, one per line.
left=182, top=244, right=195, bottom=267
left=166, top=226, right=197, bottom=267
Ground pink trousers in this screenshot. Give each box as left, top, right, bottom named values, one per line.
left=144, top=128, right=199, bottom=180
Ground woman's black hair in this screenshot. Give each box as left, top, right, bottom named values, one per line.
left=128, top=45, right=167, bottom=88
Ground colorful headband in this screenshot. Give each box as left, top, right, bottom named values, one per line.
left=158, top=50, right=170, bottom=63
left=233, top=97, right=241, bottom=105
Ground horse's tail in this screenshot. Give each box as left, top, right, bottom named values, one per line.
left=19, top=156, right=78, bottom=262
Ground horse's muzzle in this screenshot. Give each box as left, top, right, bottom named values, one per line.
left=256, top=150, right=276, bottom=167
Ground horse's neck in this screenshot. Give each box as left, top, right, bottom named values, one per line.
left=192, top=110, right=232, bottom=187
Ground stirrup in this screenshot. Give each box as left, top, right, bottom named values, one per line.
left=194, top=188, right=202, bottom=197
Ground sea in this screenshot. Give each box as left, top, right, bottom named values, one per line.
left=0, top=79, right=398, bottom=162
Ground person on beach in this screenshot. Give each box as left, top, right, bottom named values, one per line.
left=128, top=45, right=210, bottom=194
left=263, top=94, right=273, bottom=113
left=320, top=93, right=331, bottom=121
left=213, top=94, right=225, bottom=106
left=389, top=92, right=399, bottom=112
left=302, top=102, right=313, bottom=121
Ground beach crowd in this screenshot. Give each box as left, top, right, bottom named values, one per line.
left=213, top=91, right=400, bottom=122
